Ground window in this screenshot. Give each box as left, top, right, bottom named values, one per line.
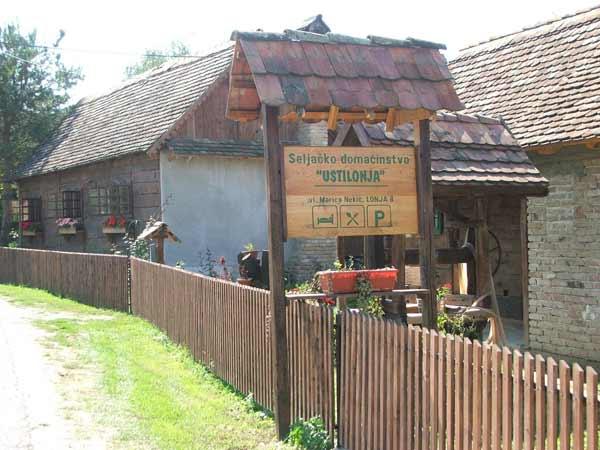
left=62, top=191, right=82, bottom=218
left=20, top=198, right=42, bottom=222
left=88, top=186, right=130, bottom=215
left=10, top=199, right=19, bottom=223
left=46, top=193, right=60, bottom=219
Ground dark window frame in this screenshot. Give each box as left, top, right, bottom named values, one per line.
left=20, top=198, right=42, bottom=223
left=61, top=190, right=82, bottom=219
left=88, top=185, right=131, bottom=216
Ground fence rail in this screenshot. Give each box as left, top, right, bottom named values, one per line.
left=130, top=257, right=335, bottom=433
left=1, top=247, right=598, bottom=449
left=0, top=247, right=128, bottom=311
left=338, top=310, right=600, bottom=450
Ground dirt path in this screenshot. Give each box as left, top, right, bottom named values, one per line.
left=0, top=297, right=108, bottom=449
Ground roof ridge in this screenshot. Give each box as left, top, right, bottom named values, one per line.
left=78, top=44, right=233, bottom=107
left=232, top=29, right=447, bottom=49
left=457, top=4, right=600, bottom=54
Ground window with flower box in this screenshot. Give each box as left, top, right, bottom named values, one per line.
left=61, top=190, right=82, bottom=218
left=88, top=186, right=130, bottom=216
left=20, top=198, right=42, bottom=223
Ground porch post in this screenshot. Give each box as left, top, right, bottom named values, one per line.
left=415, top=119, right=437, bottom=329
left=262, top=104, right=291, bottom=439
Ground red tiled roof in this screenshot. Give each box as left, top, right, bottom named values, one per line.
left=344, top=112, right=548, bottom=195
left=227, top=30, right=463, bottom=121
left=449, top=6, right=600, bottom=148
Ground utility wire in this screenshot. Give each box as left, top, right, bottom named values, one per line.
left=0, top=40, right=229, bottom=59
left=0, top=49, right=34, bottom=64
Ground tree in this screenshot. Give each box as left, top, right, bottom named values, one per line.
left=124, top=41, right=190, bottom=78
left=0, top=23, right=82, bottom=244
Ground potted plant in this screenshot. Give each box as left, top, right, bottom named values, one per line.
left=21, top=220, right=42, bottom=237
left=237, top=243, right=261, bottom=286
left=56, top=218, right=82, bottom=235
left=102, top=215, right=128, bottom=234
left=237, top=265, right=253, bottom=286
left=317, top=259, right=398, bottom=295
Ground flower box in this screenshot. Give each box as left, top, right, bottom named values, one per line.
left=317, top=268, right=398, bottom=294
left=58, top=225, right=79, bottom=235
left=22, top=230, right=40, bottom=237
left=103, top=226, right=126, bottom=235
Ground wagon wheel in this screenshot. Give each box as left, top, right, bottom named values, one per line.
left=488, top=230, right=502, bottom=276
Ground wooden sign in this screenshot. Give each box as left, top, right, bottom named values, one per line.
left=284, top=146, right=418, bottom=238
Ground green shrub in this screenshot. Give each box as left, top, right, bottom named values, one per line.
left=437, top=312, right=480, bottom=340
left=286, top=417, right=332, bottom=450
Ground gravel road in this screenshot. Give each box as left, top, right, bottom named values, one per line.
left=0, top=297, right=104, bottom=449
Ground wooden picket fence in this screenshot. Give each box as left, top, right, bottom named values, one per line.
left=0, top=247, right=128, bottom=311
left=1, top=247, right=598, bottom=448
left=130, top=257, right=335, bottom=434
left=338, top=310, right=600, bottom=450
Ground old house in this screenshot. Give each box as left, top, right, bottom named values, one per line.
left=13, top=46, right=233, bottom=255
left=450, top=5, right=600, bottom=365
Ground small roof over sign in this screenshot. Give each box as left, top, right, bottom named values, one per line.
left=138, top=221, right=180, bottom=243
left=226, top=29, right=464, bottom=126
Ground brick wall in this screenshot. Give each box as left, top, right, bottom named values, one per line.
left=528, top=148, right=600, bottom=365
left=17, top=153, right=160, bottom=254
left=286, top=121, right=338, bottom=283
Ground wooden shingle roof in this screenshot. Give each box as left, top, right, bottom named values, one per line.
left=15, top=46, right=234, bottom=179
left=339, top=112, right=548, bottom=195
left=227, top=30, right=463, bottom=123
left=449, top=6, right=600, bottom=149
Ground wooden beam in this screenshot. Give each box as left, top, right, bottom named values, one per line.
left=474, top=197, right=507, bottom=344
left=528, top=136, right=600, bottom=154
left=327, top=105, right=339, bottom=131
left=520, top=198, right=529, bottom=347
left=155, top=237, right=165, bottom=264
left=363, top=236, right=376, bottom=269
left=227, top=110, right=260, bottom=122
left=474, top=198, right=491, bottom=300
left=414, top=119, right=437, bottom=329
left=404, top=247, right=474, bottom=265
left=261, top=104, right=291, bottom=439
left=386, top=108, right=396, bottom=132
left=391, top=235, right=406, bottom=287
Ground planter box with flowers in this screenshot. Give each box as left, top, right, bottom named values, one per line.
left=56, top=218, right=83, bottom=235
left=21, top=221, right=43, bottom=237
left=317, top=267, right=398, bottom=294
left=102, top=215, right=128, bottom=235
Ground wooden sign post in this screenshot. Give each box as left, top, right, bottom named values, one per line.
left=262, top=104, right=291, bottom=438
left=415, top=119, right=437, bottom=329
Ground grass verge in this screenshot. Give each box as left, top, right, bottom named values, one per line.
left=0, top=284, right=290, bottom=450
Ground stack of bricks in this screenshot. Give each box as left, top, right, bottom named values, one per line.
left=528, top=150, right=600, bottom=366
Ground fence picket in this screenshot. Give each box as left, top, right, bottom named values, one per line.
left=586, top=367, right=598, bottom=450
left=535, top=355, right=546, bottom=450
left=572, top=364, right=584, bottom=450
left=3, top=248, right=599, bottom=450
left=559, top=361, right=571, bottom=450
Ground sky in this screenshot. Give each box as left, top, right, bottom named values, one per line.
left=4, top=0, right=599, bottom=102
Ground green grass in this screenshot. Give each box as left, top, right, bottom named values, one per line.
left=0, top=284, right=290, bottom=450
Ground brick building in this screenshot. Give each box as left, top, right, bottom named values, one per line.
left=450, top=6, right=600, bottom=365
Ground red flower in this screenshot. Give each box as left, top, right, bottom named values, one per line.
left=105, top=215, right=117, bottom=227
left=21, top=221, right=32, bottom=231
left=118, top=216, right=126, bottom=227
